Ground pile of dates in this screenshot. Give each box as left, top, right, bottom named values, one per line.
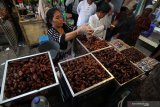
left=78, top=36, right=109, bottom=52
left=5, top=54, right=55, bottom=98
left=121, top=47, right=146, bottom=63
left=93, top=48, right=140, bottom=84
left=61, top=55, right=110, bottom=93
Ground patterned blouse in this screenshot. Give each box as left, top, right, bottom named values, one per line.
left=47, top=24, right=76, bottom=60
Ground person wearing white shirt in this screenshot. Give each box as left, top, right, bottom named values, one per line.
left=88, top=2, right=111, bottom=39
left=77, top=0, right=97, bottom=26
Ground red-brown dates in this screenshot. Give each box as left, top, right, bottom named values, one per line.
left=121, top=47, right=146, bottom=63
left=78, top=36, right=109, bottom=51
left=5, top=54, right=55, bottom=98
left=93, top=48, right=140, bottom=84
left=61, top=55, right=110, bottom=93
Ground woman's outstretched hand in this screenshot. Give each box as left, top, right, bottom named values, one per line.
left=76, top=24, right=94, bottom=36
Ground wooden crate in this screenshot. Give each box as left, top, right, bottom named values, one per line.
left=19, top=19, right=47, bottom=46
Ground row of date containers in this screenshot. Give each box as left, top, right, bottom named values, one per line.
left=0, top=36, right=153, bottom=106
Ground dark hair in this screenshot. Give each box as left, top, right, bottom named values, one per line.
left=46, top=7, right=60, bottom=28
left=120, top=6, right=129, bottom=12
left=96, top=1, right=111, bottom=13
left=108, top=0, right=111, bottom=2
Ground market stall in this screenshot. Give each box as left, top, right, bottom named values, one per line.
left=0, top=0, right=160, bottom=106
left=0, top=34, right=159, bottom=107
left=0, top=52, right=62, bottom=105
left=11, top=0, right=48, bottom=46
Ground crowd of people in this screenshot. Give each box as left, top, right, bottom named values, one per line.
left=45, top=0, right=154, bottom=61
left=41, top=1, right=160, bottom=105
left=49, top=0, right=154, bottom=43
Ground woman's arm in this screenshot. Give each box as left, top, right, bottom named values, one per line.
left=48, top=24, right=93, bottom=50
left=65, top=30, right=78, bottom=41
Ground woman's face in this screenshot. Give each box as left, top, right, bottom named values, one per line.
left=51, top=10, right=63, bottom=28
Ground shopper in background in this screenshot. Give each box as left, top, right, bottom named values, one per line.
left=103, top=0, right=114, bottom=41
left=46, top=7, right=93, bottom=60
left=126, top=5, right=153, bottom=46
left=115, top=5, right=136, bottom=44
left=88, top=1, right=111, bottom=39
left=105, top=6, right=128, bottom=41
left=103, top=0, right=115, bottom=41
left=77, top=0, right=97, bottom=26
left=65, top=0, right=80, bottom=25
left=104, top=0, right=114, bottom=27
left=109, top=6, right=135, bottom=42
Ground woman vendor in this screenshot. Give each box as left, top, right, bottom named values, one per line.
left=46, top=7, right=93, bottom=61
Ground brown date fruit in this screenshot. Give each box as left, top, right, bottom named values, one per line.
left=93, top=48, right=140, bottom=84
left=61, top=55, right=111, bottom=93
left=78, top=36, right=109, bottom=51
left=121, top=47, right=146, bottom=63
left=5, top=54, right=55, bottom=98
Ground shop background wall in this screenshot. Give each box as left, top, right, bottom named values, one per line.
left=123, top=0, right=137, bottom=8
left=123, top=0, right=131, bottom=6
